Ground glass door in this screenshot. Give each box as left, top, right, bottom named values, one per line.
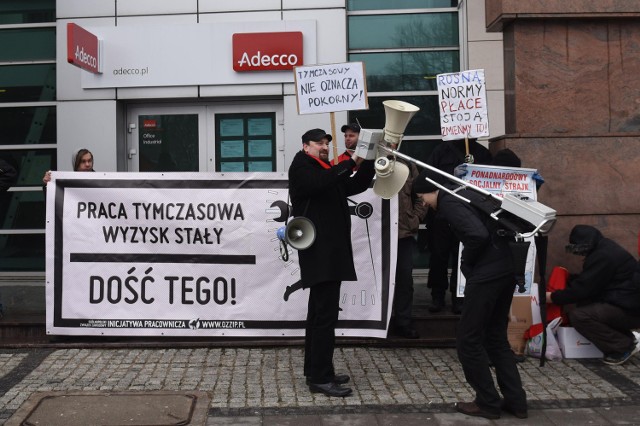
left=126, top=102, right=284, bottom=172
left=127, top=106, right=207, bottom=172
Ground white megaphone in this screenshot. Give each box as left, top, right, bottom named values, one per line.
left=382, top=100, right=420, bottom=145
left=372, top=100, right=420, bottom=198
left=276, top=217, right=316, bottom=250
left=373, top=157, right=410, bottom=199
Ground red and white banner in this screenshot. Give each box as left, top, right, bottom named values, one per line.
left=45, top=172, right=396, bottom=338
left=457, top=164, right=539, bottom=296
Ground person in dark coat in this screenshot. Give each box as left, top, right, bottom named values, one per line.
left=547, top=225, right=640, bottom=365
left=414, top=168, right=527, bottom=420
left=0, top=158, right=18, bottom=192
left=391, top=155, right=428, bottom=339
left=425, top=138, right=492, bottom=313
left=288, top=128, right=374, bottom=397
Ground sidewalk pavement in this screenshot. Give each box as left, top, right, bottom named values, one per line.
left=1, top=345, right=640, bottom=425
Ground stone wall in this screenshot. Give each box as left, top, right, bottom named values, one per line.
left=485, top=0, right=640, bottom=271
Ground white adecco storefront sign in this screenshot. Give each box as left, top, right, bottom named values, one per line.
left=80, top=21, right=316, bottom=88
left=45, top=172, right=397, bottom=337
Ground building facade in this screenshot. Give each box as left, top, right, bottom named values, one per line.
left=3, top=1, right=636, bottom=318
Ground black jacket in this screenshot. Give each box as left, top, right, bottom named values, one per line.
left=288, top=151, right=375, bottom=287
left=427, top=139, right=493, bottom=174
left=436, top=189, right=514, bottom=284
left=552, top=225, right=639, bottom=311
left=0, top=158, right=17, bottom=192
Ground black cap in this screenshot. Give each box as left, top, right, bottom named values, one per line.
left=301, top=128, right=332, bottom=144
left=413, top=168, right=450, bottom=194
left=340, top=123, right=361, bottom=133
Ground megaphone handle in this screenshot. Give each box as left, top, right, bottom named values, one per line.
left=280, top=240, right=289, bottom=262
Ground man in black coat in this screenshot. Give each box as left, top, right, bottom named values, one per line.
left=414, top=168, right=527, bottom=420
left=548, top=225, right=640, bottom=365
left=288, top=128, right=374, bottom=397
left=425, top=138, right=492, bottom=313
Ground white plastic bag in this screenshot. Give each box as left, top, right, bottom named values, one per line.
left=525, top=317, right=563, bottom=360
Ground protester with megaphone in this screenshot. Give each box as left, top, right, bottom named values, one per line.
left=288, top=128, right=375, bottom=398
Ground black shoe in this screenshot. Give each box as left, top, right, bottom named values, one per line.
left=395, top=325, right=419, bottom=339
left=456, top=401, right=500, bottom=420
left=501, top=401, right=528, bottom=419
left=309, top=382, right=352, bottom=397
left=305, top=373, right=350, bottom=385
left=602, top=342, right=640, bottom=365
left=428, top=299, right=444, bottom=313
left=332, top=373, right=350, bottom=384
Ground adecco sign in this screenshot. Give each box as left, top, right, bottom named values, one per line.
left=233, top=32, right=303, bottom=72
left=79, top=21, right=316, bottom=88
left=67, top=23, right=102, bottom=74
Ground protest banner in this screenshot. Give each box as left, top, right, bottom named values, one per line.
left=456, top=164, right=539, bottom=296
left=437, top=69, right=489, bottom=141
left=45, top=172, right=396, bottom=338
left=293, top=62, right=368, bottom=115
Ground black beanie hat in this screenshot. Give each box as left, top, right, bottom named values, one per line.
left=413, top=168, right=450, bottom=194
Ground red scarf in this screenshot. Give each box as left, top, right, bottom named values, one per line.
left=306, top=153, right=331, bottom=169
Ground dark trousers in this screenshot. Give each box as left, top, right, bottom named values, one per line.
left=304, top=280, right=341, bottom=383
left=427, top=213, right=459, bottom=301
left=393, top=237, right=415, bottom=327
left=569, top=302, right=640, bottom=355
left=457, top=275, right=527, bottom=412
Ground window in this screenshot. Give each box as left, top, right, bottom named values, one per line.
left=215, top=113, right=277, bottom=172
left=0, top=0, right=55, bottom=273
left=346, top=3, right=460, bottom=163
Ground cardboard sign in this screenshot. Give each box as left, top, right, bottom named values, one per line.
left=437, top=69, right=488, bottom=140
left=293, top=62, right=368, bottom=114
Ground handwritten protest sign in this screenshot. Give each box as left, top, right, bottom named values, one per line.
left=294, top=62, right=368, bottom=114
left=437, top=69, right=489, bottom=141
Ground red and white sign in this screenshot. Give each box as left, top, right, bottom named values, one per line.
left=233, top=32, right=303, bottom=72
left=143, top=119, right=157, bottom=129
left=67, top=23, right=102, bottom=74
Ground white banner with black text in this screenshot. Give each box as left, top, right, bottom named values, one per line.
left=45, top=172, right=397, bottom=337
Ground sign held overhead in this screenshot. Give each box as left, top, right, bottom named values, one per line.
left=294, top=62, right=368, bottom=115
left=437, top=69, right=488, bottom=140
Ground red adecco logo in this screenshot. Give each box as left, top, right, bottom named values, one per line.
left=233, top=32, right=303, bottom=72
left=143, top=119, right=157, bottom=129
